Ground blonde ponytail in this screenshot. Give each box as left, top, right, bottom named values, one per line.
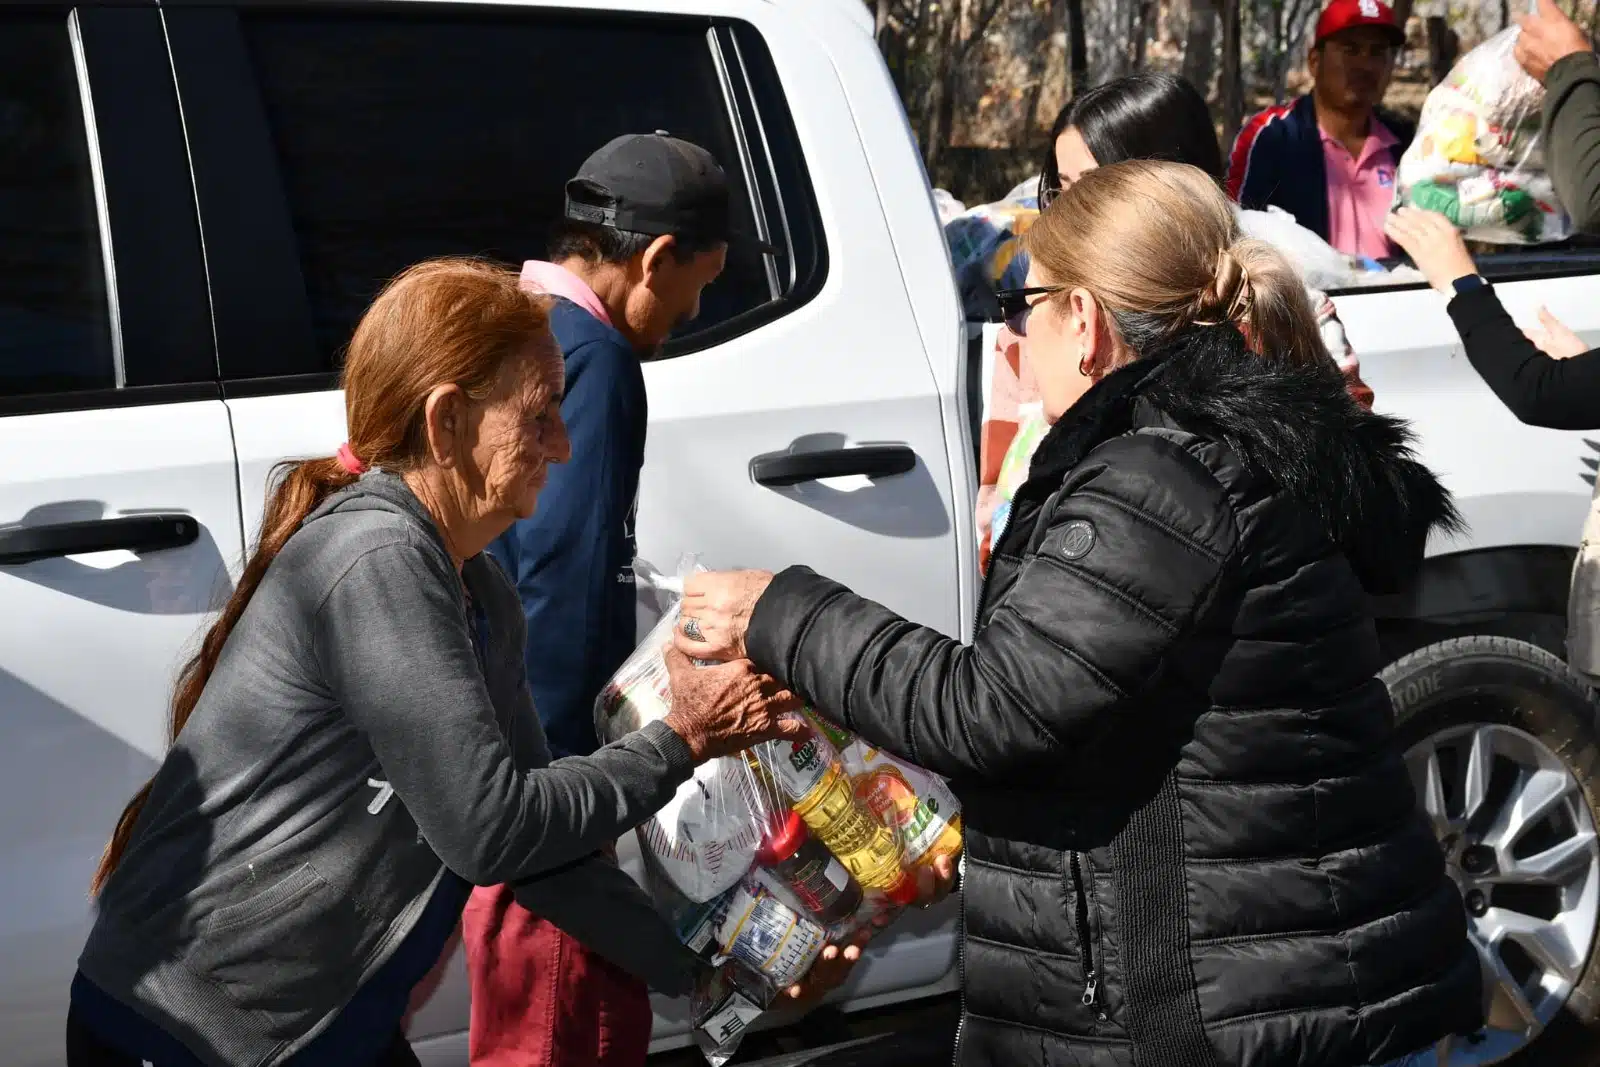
left=1219, top=239, right=1326, bottom=369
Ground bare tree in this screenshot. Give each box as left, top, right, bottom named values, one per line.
left=1183, top=0, right=1221, bottom=96
left=1257, top=0, right=1319, bottom=102
left=1067, top=0, right=1089, bottom=96
left=921, top=0, right=1010, bottom=170
left=1131, top=0, right=1156, bottom=67
left=1024, top=0, right=1072, bottom=138
left=1221, top=0, right=1246, bottom=145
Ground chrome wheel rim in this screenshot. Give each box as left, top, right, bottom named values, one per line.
left=1405, top=723, right=1600, bottom=1065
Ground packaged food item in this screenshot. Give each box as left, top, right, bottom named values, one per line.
left=1395, top=26, right=1571, bottom=244
left=595, top=560, right=769, bottom=902
left=598, top=555, right=963, bottom=1064
left=690, top=959, right=770, bottom=1066
left=709, top=873, right=828, bottom=988
left=672, top=875, right=829, bottom=1066
left=750, top=730, right=919, bottom=906
left=635, top=757, right=765, bottom=902
left=801, top=711, right=964, bottom=869
left=755, top=809, right=863, bottom=925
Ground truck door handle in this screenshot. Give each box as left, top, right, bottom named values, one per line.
left=750, top=445, right=916, bottom=488
left=0, top=514, right=200, bottom=565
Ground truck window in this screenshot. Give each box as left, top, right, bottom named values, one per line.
left=238, top=10, right=783, bottom=367
left=0, top=13, right=115, bottom=398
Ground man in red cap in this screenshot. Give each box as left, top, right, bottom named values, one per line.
left=1227, top=0, right=1413, bottom=260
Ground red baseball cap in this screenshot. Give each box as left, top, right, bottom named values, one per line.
left=1314, top=0, right=1406, bottom=46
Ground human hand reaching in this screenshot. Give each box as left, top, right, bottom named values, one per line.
left=674, top=569, right=775, bottom=662
left=661, top=646, right=806, bottom=763
left=1515, top=0, right=1592, bottom=83
left=1384, top=208, right=1479, bottom=296
left=1523, top=306, right=1590, bottom=359
left=780, top=930, right=869, bottom=1005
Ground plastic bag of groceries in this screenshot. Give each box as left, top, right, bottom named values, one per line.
left=1395, top=25, right=1571, bottom=244
left=594, top=557, right=964, bottom=1064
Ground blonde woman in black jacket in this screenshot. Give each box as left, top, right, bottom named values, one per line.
left=669, top=161, right=1482, bottom=1067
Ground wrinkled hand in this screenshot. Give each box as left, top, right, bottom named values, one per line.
left=675, top=569, right=775, bottom=662
left=1515, top=0, right=1592, bottom=83
left=782, top=931, right=870, bottom=1005
left=661, top=645, right=805, bottom=763
left=1523, top=306, right=1590, bottom=359
left=1384, top=208, right=1479, bottom=295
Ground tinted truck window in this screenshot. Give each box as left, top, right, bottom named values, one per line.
left=242, top=11, right=773, bottom=365
left=0, top=13, right=115, bottom=396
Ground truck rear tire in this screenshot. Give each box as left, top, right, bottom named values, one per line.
left=1383, top=636, right=1600, bottom=1066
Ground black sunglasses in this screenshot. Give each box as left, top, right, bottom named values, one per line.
left=995, top=285, right=1065, bottom=337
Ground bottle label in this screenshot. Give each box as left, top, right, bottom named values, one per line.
left=763, top=735, right=829, bottom=801
left=823, top=857, right=851, bottom=892
left=844, top=743, right=962, bottom=863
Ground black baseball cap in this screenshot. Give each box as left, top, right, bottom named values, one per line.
left=564, top=132, right=778, bottom=255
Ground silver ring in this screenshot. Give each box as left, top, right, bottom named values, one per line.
left=682, top=616, right=705, bottom=642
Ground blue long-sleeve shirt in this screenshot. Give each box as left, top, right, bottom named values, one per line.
left=488, top=297, right=646, bottom=759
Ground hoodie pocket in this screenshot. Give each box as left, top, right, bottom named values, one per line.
left=189, top=862, right=366, bottom=1033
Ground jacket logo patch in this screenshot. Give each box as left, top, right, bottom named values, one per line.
left=1060, top=521, right=1096, bottom=560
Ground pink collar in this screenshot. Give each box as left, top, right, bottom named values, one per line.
left=519, top=261, right=613, bottom=327
left=1318, top=116, right=1398, bottom=161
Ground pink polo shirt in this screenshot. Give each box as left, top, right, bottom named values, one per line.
left=1320, top=118, right=1399, bottom=260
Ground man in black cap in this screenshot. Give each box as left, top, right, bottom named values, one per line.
left=461, top=133, right=766, bottom=1067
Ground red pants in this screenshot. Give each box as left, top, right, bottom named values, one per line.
left=462, top=884, right=653, bottom=1067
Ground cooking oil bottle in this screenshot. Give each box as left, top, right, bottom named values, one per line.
left=749, top=729, right=918, bottom=907
left=800, top=710, right=964, bottom=869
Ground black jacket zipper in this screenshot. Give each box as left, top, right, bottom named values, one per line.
left=951, top=861, right=967, bottom=1066
left=1069, top=850, right=1107, bottom=1021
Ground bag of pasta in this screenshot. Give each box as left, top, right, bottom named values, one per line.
left=1395, top=25, right=1571, bottom=243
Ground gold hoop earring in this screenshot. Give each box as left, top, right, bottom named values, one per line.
left=1079, top=354, right=1094, bottom=378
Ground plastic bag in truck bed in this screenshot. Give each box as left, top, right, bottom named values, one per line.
left=1395, top=25, right=1571, bottom=244
left=594, top=556, right=964, bottom=1064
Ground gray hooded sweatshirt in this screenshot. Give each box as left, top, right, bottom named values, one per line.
left=78, top=471, right=700, bottom=1067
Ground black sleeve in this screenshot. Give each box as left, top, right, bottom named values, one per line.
left=1446, top=284, right=1600, bottom=430
left=745, top=435, right=1238, bottom=782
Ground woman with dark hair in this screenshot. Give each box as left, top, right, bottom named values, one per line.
left=1039, top=72, right=1224, bottom=207
left=976, top=73, right=1374, bottom=572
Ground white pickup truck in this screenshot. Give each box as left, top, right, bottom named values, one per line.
left=2, top=1, right=1597, bottom=1064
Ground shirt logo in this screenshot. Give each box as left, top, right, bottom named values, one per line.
left=1377, top=166, right=1395, bottom=188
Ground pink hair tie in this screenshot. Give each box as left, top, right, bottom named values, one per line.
left=335, top=442, right=368, bottom=475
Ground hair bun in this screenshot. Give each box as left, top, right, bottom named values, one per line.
left=1195, top=247, right=1254, bottom=326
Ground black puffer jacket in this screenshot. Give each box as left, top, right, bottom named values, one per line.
left=747, top=327, right=1483, bottom=1067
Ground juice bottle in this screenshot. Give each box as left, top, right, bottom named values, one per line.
left=751, top=731, right=918, bottom=906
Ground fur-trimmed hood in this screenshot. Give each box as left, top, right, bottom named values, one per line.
left=1027, top=325, right=1461, bottom=594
